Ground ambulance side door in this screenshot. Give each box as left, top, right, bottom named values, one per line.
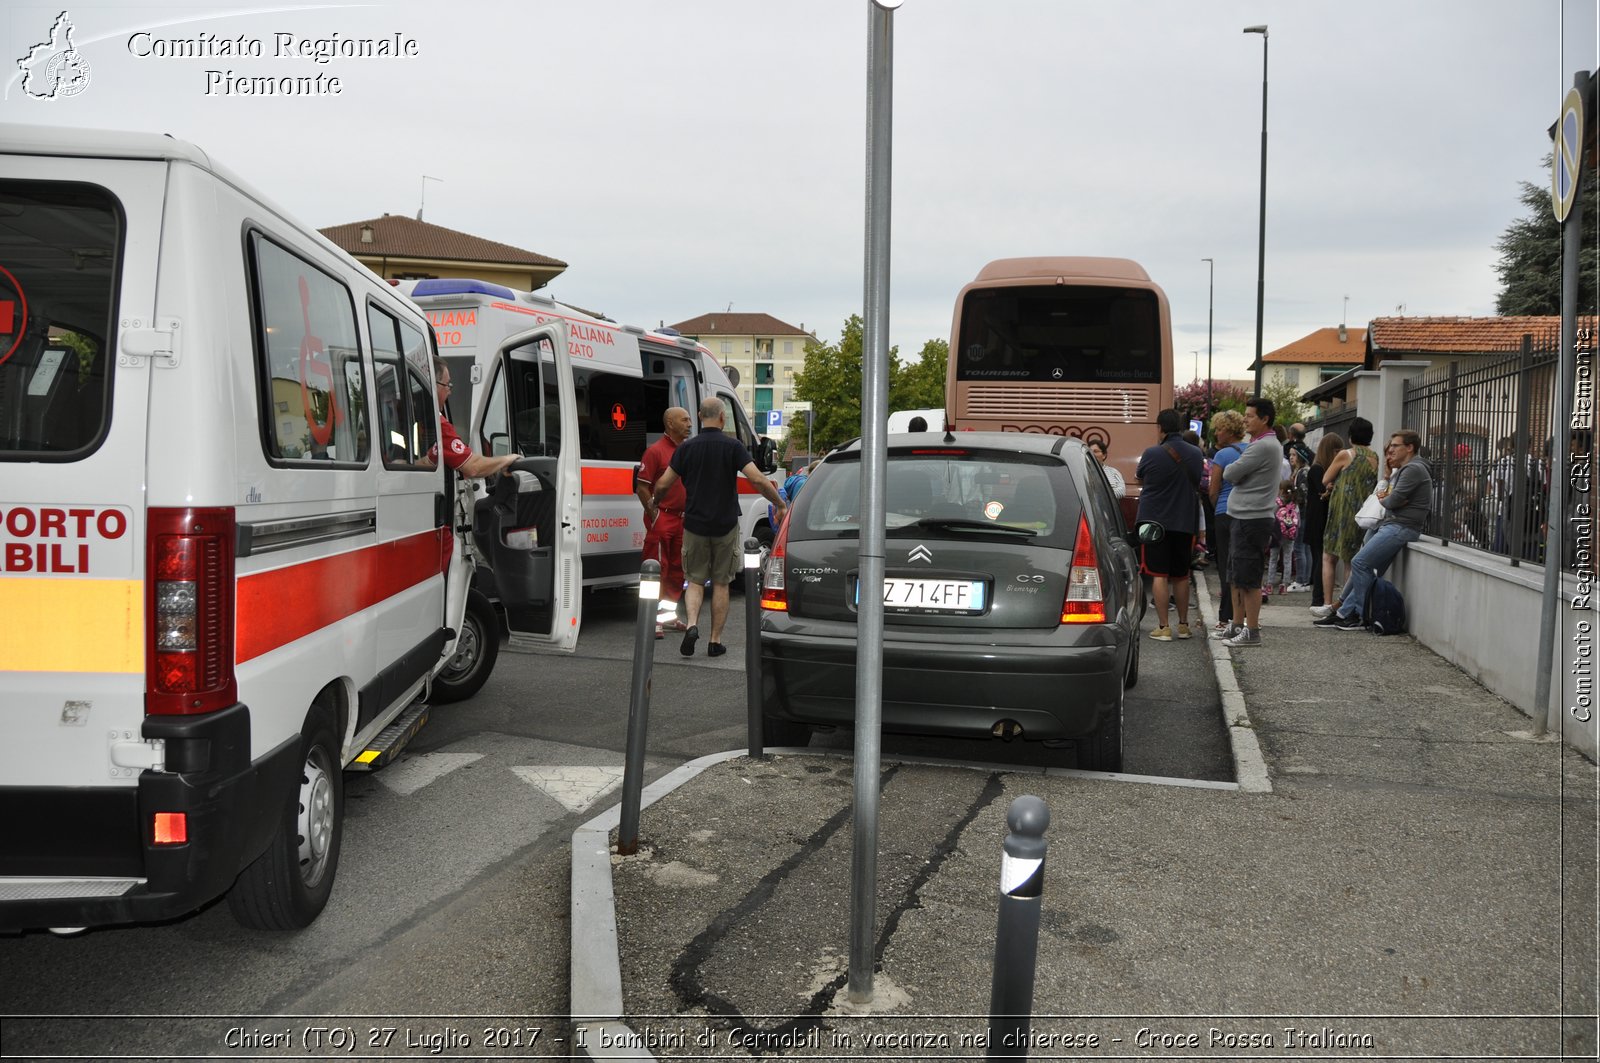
left=471, top=322, right=581, bottom=651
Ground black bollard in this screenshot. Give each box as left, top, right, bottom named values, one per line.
left=617, top=559, right=661, bottom=856
left=743, top=537, right=765, bottom=758
left=987, top=795, right=1049, bottom=1060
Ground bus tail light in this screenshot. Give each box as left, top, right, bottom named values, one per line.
left=760, top=515, right=791, bottom=613
left=1061, top=515, right=1105, bottom=624
left=147, top=507, right=237, bottom=715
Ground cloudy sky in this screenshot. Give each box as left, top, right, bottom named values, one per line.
left=3, top=0, right=1596, bottom=382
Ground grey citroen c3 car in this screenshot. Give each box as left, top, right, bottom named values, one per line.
left=758, top=432, right=1141, bottom=771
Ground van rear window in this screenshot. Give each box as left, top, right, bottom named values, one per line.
left=0, top=181, right=121, bottom=460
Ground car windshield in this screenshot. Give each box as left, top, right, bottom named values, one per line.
left=799, top=451, right=1063, bottom=537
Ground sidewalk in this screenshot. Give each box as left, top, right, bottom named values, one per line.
left=571, top=574, right=1598, bottom=1060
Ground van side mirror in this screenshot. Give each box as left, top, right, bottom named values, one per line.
left=758, top=437, right=778, bottom=474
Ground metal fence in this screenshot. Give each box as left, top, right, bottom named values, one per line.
left=1401, top=331, right=1561, bottom=565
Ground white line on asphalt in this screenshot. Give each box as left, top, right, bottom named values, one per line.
left=512, top=765, right=627, bottom=812
left=1193, top=571, right=1274, bottom=793
left=372, top=751, right=485, bottom=796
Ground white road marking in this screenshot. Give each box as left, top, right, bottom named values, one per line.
left=373, top=751, right=485, bottom=796
left=512, top=765, right=626, bottom=812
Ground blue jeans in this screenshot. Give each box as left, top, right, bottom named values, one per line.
left=1337, top=523, right=1421, bottom=619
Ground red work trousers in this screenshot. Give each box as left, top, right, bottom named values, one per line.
left=642, top=509, right=685, bottom=605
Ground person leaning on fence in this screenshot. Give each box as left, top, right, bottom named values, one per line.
left=1218, top=397, right=1282, bottom=647
left=1314, top=429, right=1432, bottom=631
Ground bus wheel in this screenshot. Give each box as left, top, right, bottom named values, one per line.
left=228, top=704, right=343, bottom=930
left=430, top=591, right=501, bottom=704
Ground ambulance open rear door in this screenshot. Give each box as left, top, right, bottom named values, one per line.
left=471, top=322, right=581, bottom=651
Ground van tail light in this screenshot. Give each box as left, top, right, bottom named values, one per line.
left=146, top=507, right=237, bottom=715
left=760, top=514, right=791, bottom=613
left=1061, top=514, right=1105, bottom=624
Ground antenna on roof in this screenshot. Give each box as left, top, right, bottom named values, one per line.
left=726, top=302, right=733, bottom=312
left=1342, top=294, right=1349, bottom=327
left=417, top=175, right=442, bottom=221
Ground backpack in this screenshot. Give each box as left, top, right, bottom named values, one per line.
left=1364, top=577, right=1407, bottom=635
left=1275, top=498, right=1299, bottom=542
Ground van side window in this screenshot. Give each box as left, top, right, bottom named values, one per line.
left=0, top=181, right=120, bottom=460
left=720, top=392, right=756, bottom=450
left=367, top=304, right=433, bottom=468
left=249, top=233, right=368, bottom=465
left=573, top=367, right=644, bottom=462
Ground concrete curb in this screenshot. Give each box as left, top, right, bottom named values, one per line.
left=1192, top=570, right=1273, bottom=793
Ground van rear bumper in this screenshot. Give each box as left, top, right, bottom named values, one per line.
left=0, top=702, right=299, bottom=931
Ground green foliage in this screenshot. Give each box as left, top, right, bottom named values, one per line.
left=1494, top=153, right=1598, bottom=315
left=1259, top=375, right=1310, bottom=427
left=793, top=318, right=949, bottom=454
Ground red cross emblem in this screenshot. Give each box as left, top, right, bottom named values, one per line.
left=611, top=403, right=627, bottom=430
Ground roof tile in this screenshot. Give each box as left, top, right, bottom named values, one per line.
left=1367, top=315, right=1596, bottom=353
left=1262, top=326, right=1368, bottom=364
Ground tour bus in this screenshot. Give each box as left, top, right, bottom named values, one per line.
left=398, top=279, right=781, bottom=581
left=946, top=257, right=1174, bottom=524
left=0, top=124, right=578, bottom=934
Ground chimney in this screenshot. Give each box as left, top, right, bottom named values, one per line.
left=1338, top=323, right=1347, bottom=343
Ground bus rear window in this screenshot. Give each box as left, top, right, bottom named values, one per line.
left=0, top=181, right=121, bottom=460
left=955, top=286, right=1161, bottom=384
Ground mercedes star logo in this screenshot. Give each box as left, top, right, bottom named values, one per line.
left=908, top=544, right=933, bottom=563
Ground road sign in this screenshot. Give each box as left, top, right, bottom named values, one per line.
left=782, top=401, right=812, bottom=416
left=764, top=410, right=783, bottom=430
left=1554, top=85, right=1584, bottom=223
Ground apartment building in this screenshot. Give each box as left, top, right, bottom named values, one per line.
left=667, top=312, right=813, bottom=431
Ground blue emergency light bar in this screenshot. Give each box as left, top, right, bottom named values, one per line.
left=408, top=278, right=516, bottom=299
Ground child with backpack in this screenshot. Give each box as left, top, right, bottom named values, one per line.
left=1266, top=479, right=1300, bottom=594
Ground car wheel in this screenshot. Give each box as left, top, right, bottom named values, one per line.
left=761, top=714, right=812, bottom=748
left=1123, top=632, right=1140, bottom=690
left=430, top=590, right=501, bottom=704
left=1082, top=692, right=1123, bottom=773
left=228, top=703, right=344, bottom=930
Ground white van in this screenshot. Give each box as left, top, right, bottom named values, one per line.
left=0, top=125, right=578, bottom=932
left=399, top=279, right=782, bottom=586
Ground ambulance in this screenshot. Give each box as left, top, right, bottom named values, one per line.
left=398, top=279, right=782, bottom=593
left=0, top=124, right=579, bottom=933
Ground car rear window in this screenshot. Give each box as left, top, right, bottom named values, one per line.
left=797, top=449, right=1078, bottom=546
left=0, top=181, right=122, bottom=460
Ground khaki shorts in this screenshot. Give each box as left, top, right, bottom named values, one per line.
left=682, top=526, right=743, bottom=585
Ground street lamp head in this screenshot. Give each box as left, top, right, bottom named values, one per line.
left=1243, top=24, right=1267, bottom=35
left=872, top=0, right=905, bottom=8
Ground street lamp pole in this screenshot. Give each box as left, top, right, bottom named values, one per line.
left=1244, top=24, right=1268, bottom=398
left=1201, top=258, right=1214, bottom=418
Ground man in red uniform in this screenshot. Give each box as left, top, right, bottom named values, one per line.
left=636, top=406, right=691, bottom=638
left=428, top=361, right=518, bottom=478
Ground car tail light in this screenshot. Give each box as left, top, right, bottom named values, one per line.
left=147, top=507, right=237, bottom=715
left=152, top=812, right=188, bottom=845
left=760, top=514, right=791, bottom=612
left=1061, top=514, right=1105, bottom=624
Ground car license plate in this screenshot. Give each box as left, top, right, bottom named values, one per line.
left=859, top=578, right=986, bottom=612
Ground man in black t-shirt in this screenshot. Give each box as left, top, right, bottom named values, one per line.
left=649, top=397, right=786, bottom=658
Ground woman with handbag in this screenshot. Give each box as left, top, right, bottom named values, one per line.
left=1313, top=417, right=1379, bottom=620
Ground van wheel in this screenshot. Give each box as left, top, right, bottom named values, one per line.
left=228, top=706, right=343, bottom=930
left=431, top=591, right=500, bottom=704
left=1082, top=692, right=1123, bottom=773
left=754, top=521, right=774, bottom=550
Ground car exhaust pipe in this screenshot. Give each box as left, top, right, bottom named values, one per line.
left=991, top=720, right=1023, bottom=741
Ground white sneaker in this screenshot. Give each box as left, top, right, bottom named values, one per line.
left=1309, top=604, right=1334, bottom=619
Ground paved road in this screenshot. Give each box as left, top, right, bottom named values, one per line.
left=0, top=587, right=1225, bottom=1057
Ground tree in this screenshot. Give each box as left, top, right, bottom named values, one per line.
left=890, top=338, right=947, bottom=411
left=1172, top=378, right=1249, bottom=429
left=1493, top=154, right=1598, bottom=315
left=793, top=318, right=949, bottom=454
left=1260, top=375, right=1310, bottom=428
